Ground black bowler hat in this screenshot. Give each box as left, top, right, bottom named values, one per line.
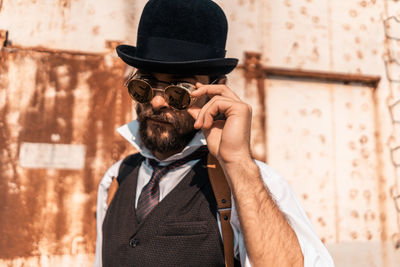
left=116, top=0, right=238, bottom=76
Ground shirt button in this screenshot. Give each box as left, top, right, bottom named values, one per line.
left=129, top=238, right=139, bottom=248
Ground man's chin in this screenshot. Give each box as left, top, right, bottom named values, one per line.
left=138, top=113, right=198, bottom=154
left=140, top=127, right=198, bottom=155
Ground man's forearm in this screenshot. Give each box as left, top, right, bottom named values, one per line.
left=222, top=158, right=304, bottom=267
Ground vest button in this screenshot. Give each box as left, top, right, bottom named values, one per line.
left=129, top=238, right=139, bottom=248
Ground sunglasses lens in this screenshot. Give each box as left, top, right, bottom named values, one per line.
left=127, top=79, right=153, bottom=103
left=165, top=86, right=192, bottom=110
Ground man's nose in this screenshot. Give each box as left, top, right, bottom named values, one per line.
left=150, top=92, right=169, bottom=110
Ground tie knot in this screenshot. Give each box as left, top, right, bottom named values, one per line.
left=148, top=158, right=163, bottom=170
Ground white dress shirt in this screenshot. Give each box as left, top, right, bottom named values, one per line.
left=94, top=120, right=334, bottom=267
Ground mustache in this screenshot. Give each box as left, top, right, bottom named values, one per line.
left=138, top=106, right=177, bottom=125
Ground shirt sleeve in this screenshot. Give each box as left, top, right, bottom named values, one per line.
left=94, top=160, right=122, bottom=267
left=230, top=160, right=335, bottom=267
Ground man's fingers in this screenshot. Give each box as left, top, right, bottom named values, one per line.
left=192, top=83, right=241, bottom=101
left=194, top=96, right=236, bottom=129
left=186, top=105, right=201, bottom=121
left=191, top=83, right=242, bottom=129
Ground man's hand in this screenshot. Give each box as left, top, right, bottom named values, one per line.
left=188, top=82, right=253, bottom=166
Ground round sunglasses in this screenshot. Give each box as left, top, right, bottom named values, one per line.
left=125, top=74, right=217, bottom=110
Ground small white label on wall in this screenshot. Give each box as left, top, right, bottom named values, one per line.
left=19, top=142, right=86, bottom=170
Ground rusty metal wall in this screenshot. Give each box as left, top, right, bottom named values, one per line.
left=0, top=0, right=139, bottom=52
left=218, top=0, right=400, bottom=266
left=0, top=1, right=140, bottom=266
left=0, top=48, right=134, bottom=266
left=225, top=0, right=400, bottom=266
left=1, top=0, right=400, bottom=266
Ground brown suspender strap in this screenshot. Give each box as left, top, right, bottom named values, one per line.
left=106, top=177, right=119, bottom=206
left=207, top=153, right=234, bottom=267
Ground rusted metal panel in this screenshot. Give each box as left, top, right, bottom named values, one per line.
left=261, top=0, right=332, bottom=70
left=234, top=0, right=400, bottom=266
left=258, top=0, right=386, bottom=76
left=0, top=0, right=137, bottom=52
left=333, top=84, right=381, bottom=244
left=214, top=0, right=262, bottom=60
left=0, top=47, right=134, bottom=266
left=264, top=78, right=400, bottom=266
left=265, top=79, right=337, bottom=244
left=328, top=0, right=385, bottom=75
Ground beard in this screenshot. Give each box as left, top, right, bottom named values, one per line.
left=136, top=104, right=198, bottom=155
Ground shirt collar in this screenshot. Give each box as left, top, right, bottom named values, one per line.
left=117, top=120, right=207, bottom=164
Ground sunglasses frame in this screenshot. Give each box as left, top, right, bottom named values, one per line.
left=124, top=73, right=218, bottom=110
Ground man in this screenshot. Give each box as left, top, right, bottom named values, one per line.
left=95, top=0, right=334, bottom=266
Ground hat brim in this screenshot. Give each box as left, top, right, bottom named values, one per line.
left=116, top=45, right=238, bottom=76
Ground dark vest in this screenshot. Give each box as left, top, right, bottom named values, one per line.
left=102, top=154, right=230, bottom=267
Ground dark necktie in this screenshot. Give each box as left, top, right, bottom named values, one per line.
left=136, top=146, right=208, bottom=223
